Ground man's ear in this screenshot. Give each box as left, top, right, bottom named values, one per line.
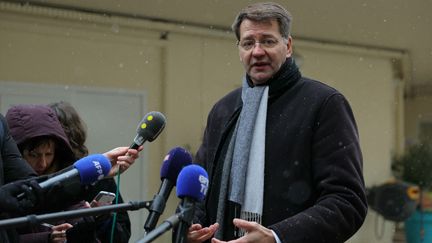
left=286, top=36, right=293, bottom=58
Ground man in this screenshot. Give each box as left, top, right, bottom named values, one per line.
left=189, top=2, right=367, bottom=243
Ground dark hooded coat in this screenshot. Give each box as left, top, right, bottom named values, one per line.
left=6, top=104, right=75, bottom=173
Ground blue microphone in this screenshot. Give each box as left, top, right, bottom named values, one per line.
left=137, top=164, right=209, bottom=243
left=17, top=154, right=111, bottom=200
left=174, top=164, right=209, bottom=243
left=40, top=154, right=111, bottom=188
left=144, top=147, right=192, bottom=233
left=176, top=164, right=209, bottom=201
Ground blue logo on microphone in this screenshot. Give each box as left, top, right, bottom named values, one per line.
left=199, top=174, right=209, bottom=196
left=93, top=160, right=104, bottom=180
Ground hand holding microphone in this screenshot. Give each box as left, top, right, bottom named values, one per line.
left=104, top=147, right=142, bottom=176
left=0, top=179, right=43, bottom=215
left=109, top=111, right=166, bottom=175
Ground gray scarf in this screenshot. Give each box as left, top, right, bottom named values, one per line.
left=215, top=77, right=268, bottom=238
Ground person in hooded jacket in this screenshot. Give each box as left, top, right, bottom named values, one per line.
left=0, top=110, right=140, bottom=243
left=6, top=104, right=76, bottom=175
left=5, top=104, right=135, bottom=243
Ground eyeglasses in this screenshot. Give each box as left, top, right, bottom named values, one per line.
left=237, top=38, right=285, bottom=51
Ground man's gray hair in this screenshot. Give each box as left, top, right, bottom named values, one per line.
left=231, top=2, right=293, bottom=40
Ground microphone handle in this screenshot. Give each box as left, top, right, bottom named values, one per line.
left=175, top=198, right=196, bottom=243
left=144, top=180, right=174, bottom=232
left=137, top=214, right=180, bottom=243
left=16, top=169, right=79, bottom=200
left=39, top=169, right=78, bottom=189
left=130, top=142, right=140, bottom=150
left=130, top=134, right=146, bottom=149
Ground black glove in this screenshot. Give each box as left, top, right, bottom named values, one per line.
left=0, top=179, right=44, bottom=215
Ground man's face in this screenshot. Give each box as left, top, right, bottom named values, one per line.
left=238, top=19, right=292, bottom=85
left=23, top=140, right=55, bottom=175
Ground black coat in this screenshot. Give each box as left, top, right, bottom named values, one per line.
left=195, top=71, right=367, bottom=242
left=0, top=114, right=37, bottom=242
left=0, top=114, right=37, bottom=185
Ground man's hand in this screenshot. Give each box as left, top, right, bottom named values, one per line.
left=211, top=219, right=275, bottom=243
left=103, top=146, right=143, bottom=177
left=187, top=223, right=219, bottom=243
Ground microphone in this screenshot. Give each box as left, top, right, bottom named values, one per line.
left=144, top=147, right=193, bottom=233
left=137, top=164, right=209, bottom=243
left=17, top=154, right=111, bottom=200
left=130, top=111, right=166, bottom=149
left=174, top=164, right=209, bottom=243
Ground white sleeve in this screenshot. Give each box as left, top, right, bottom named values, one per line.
left=271, top=230, right=282, bottom=243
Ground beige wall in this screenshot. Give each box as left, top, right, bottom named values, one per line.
left=405, top=95, right=432, bottom=144
left=164, top=32, right=243, bottom=153
left=0, top=2, right=409, bottom=242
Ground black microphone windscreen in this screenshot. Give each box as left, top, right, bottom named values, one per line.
left=136, top=111, right=166, bottom=143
